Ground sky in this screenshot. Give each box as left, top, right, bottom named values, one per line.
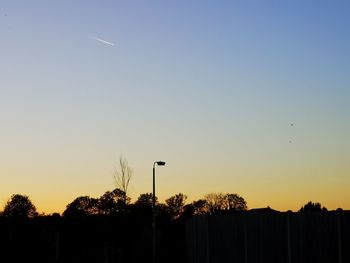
left=1, top=1, right=349, bottom=214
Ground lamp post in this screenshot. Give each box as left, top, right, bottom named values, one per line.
left=152, top=161, right=165, bottom=263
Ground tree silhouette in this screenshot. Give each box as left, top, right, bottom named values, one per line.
left=224, top=193, right=247, bottom=211
left=98, top=188, right=130, bottom=215
left=63, top=196, right=99, bottom=217
left=204, top=193, right=226, bottom=214
left=299, top=201, right=327, bottom=213
left=165, top=193, right=187, bottom=220
left=134, top=193, right=156, bottom=208
left=204, top=193, right=247, bottom=214
left=191, top=199, right=208, bottom=215
left=131, top=193, right=158, bottom=221
left=2, top=194, right=37, bottom=218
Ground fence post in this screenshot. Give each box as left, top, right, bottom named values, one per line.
left=9, top=230, right=13, bottom=263
left=204, top=216, right=210, bottom=263
left=104, top=241, right=109, bottom=263
left=187, top=216, right=210, bottom=263
left=337, top=213, right=342, bottom=263
left=287, top=213, right=292, bottom=263
left=55, top=232, right=60, bottom=263
left=116, top=248, right=122, bottom=263
left=244, top=215, right=248, bottom=263
left=194, top=216, right=210, bottom=263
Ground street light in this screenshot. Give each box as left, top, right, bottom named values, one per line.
left=152, top=161, right=166, bottom=263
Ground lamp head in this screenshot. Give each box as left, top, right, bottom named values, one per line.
left=156, top=161, right=166, bottom=166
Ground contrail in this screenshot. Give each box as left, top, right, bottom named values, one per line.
left=90, top=36, right=115, bottom=46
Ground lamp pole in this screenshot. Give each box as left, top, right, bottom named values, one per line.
left=152, top=161, right=165, bottom=263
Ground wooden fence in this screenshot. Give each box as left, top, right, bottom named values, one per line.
left=186, top=211, right=350, bottom=263
left=0, top=217, right=154, bottom=263
left=1, top=211, right=349, bottom=263
left=0, top=216, right=186, bottom=263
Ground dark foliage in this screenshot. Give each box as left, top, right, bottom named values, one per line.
left=98, top=188, right=130, bottom=215
left=2, top=194, right=37, bottom=218
left=204, top=192, right=248, bottom=214
left=299, top=201, right=328, bottom=213
left=134, top=193, right=156, bottom=208
left=63, top=196, right=99, bottom=218
left=165, top=193, right=187, bottom=220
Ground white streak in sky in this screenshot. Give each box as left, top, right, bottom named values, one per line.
left=90, top=36, right=115, bottom=46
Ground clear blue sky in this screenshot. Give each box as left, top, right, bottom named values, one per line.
left=1, top=1, right=350, bottom=213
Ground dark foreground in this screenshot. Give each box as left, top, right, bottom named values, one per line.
left=1, top=210, right=349, bottom=263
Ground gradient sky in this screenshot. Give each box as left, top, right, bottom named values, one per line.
left=1, top=1, right=349, bottom=214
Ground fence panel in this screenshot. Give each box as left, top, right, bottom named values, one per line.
left=187, top=212, right=349, bottom=263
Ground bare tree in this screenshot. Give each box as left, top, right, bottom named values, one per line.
left=113, top=156, right=132, bottom=204
left=204, top=192, right=247, bottom=214
left=204, top=193, right=226, bottom=214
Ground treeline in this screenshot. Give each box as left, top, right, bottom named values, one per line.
left=0, top=191, right=249, bottom=262
left=0, top=190, right=334, bottom=221
left=0, top=191, right=248, bottom=220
